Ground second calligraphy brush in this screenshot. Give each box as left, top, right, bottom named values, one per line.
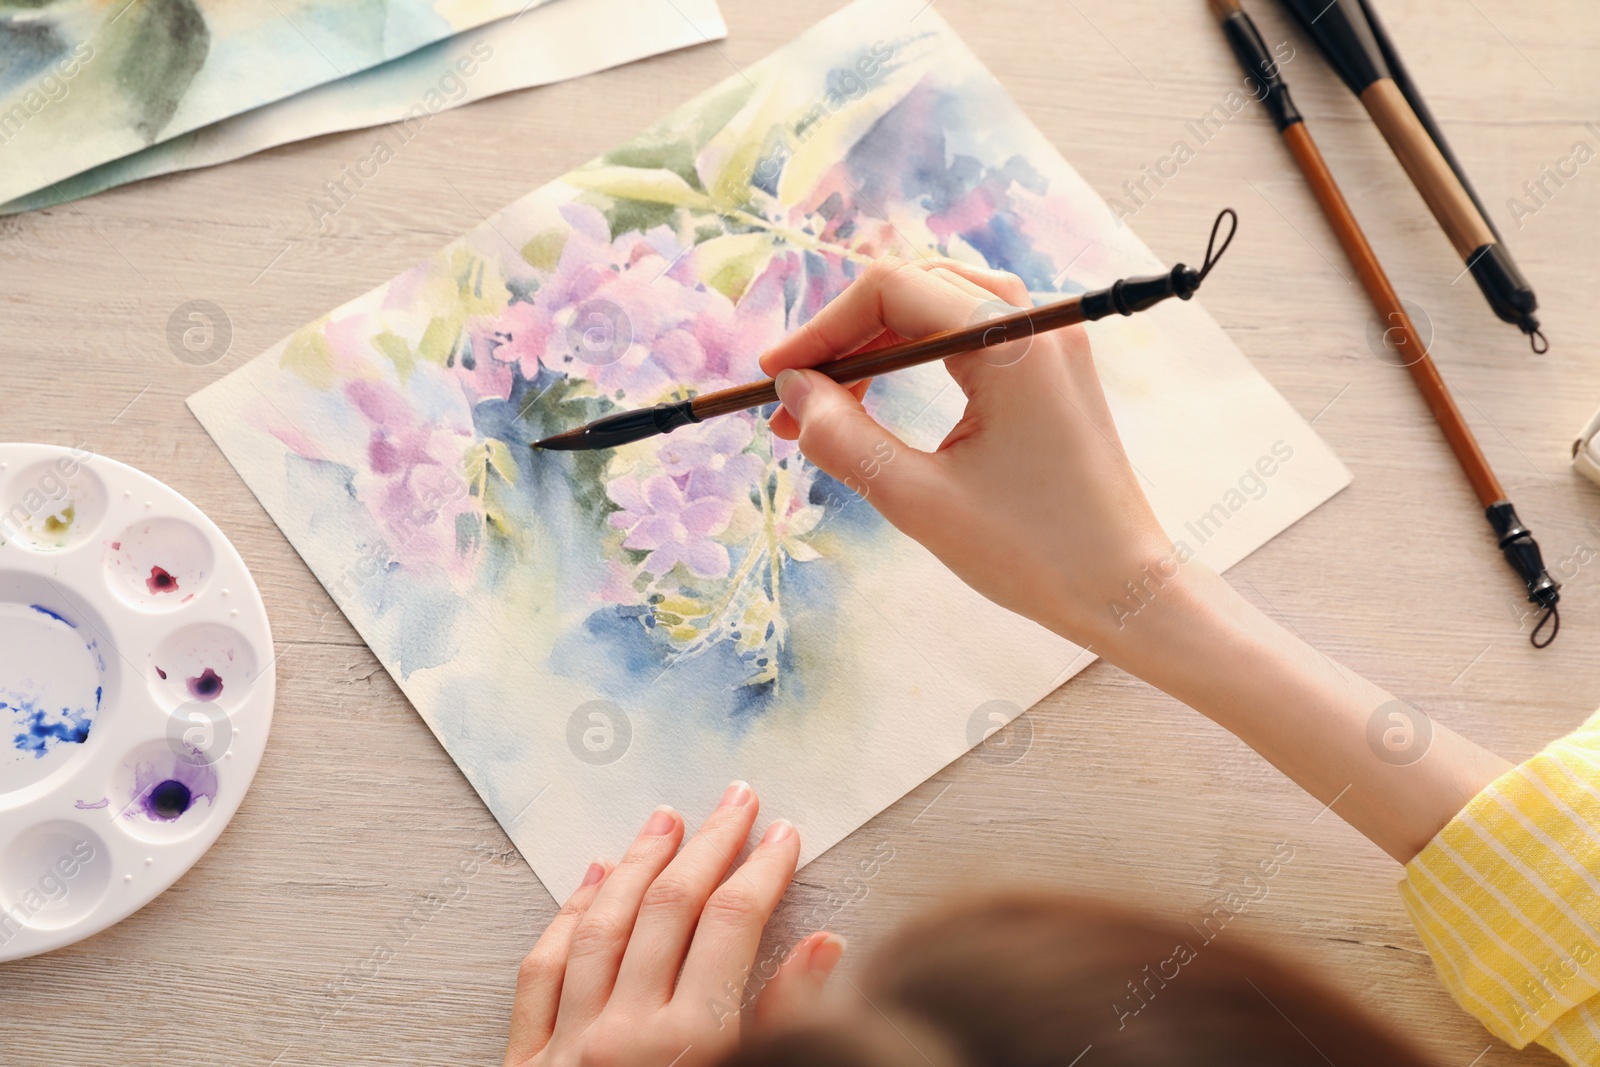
left=1209, top=0, right=1561, bottom=645
left=1276, top=0, right=1544, bottom=350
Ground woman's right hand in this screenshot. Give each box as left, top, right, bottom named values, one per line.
left=763, top=258, right=1514, bottom=864
left=760, top=257, right=1174, bottom=652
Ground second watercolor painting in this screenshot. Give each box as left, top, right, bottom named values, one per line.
left=190, top=0, right=1350, bottom=899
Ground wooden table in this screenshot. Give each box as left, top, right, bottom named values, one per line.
left=3, top=1, right=1596, bottom=1062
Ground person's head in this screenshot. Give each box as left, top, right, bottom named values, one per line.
left=729, top=892, right=1437, bottom=1066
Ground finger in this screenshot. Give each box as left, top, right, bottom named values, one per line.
left=769, top=378, right=871, bottom=440
left=675, top=818, right=803, bottom=1008
left=505, top=861, right=612, bottom=1064
left=759, top=258, right=992, bottom=376
left=914, top=265, right=1041, bottom=398
left=764, top=261, right=1037, bottom=409
left=773, top=369, right=941, bottom=522
left=923, top=257, right=1031, bottom=306
left=752, top=931, right=847, bottom=1032
left=611, top=781, right=761, bottom=1006
left=553, top=806, right=684, bottom=1033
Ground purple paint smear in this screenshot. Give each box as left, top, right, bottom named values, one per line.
left=186, top=667, right=223, bottom=701
left=128, top=749, right=218, bottom=822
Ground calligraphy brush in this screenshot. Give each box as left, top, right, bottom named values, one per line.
left=1208, top=0, right=1561, bottom=645
left=532, top=208, right=1239, bottom=452
left=1275, top=0, right=1544, bottom=351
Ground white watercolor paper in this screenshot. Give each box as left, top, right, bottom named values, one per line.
left=189, top=0, right=1351, bottom=901
left=1, top=0, right=727, bottom=215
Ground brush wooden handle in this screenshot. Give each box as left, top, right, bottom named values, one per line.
left=688, top=298, right=1090, bottom=420
left=1279, top=121, right=1501, bottom=506
left=1360, top=79, right=1495, bottom=259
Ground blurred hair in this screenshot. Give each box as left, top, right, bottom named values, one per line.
left=725, top=893, right=1438, bottom=1067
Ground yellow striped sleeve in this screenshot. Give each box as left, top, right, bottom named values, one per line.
left=1400, top=708, right=1600, bottom=1065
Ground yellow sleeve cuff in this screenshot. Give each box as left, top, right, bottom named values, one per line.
left=1400, top=707, right=1600, bottom=1060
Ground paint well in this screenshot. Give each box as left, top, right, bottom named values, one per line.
left=106, top=517, right=214, bottom=611
left=0, top=822, right=112, bottom=933
left=2, top=457, right=107, bottom=552
left=150, top=623, right=256, bottom=711
left=0, top=601, right=104, bottom=795
left=112, top=739, right=220, bottom=842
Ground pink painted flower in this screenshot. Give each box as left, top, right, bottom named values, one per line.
left=658, top=413, right=758, bottom=478
left=607, top=474, right=733, bottom=580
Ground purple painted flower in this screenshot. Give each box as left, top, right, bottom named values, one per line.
left=607, top=475, right=733, bottom=580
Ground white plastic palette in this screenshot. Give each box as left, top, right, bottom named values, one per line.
left=0, top=443, right=273, bottom=961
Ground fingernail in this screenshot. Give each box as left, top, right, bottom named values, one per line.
left=761, top=818, right=794, bottom=844
left=642, top=806, right=677, bottom=836
left=774, top=369, right=811, bottom=418
left=809, top=933, right=847, bottom=974
left=719, top=780, right=752, bottom=809
left=581, top=861, right=606, bottom=887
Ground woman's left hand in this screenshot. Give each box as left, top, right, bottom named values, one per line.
left=504, top=782, right=841, bottom=1066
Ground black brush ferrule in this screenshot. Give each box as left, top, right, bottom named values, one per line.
left=1277, top=0, right=1389, bottom=95
left=1081, top=265, right=1201, bottom=321
left=542, top=399, right=700, bottom=450
left=1486, top=501, right=1560, bottom=608
left=1467, top=243, right=1541, bottom=337
left=1222, top=11, right=1302, bottom=132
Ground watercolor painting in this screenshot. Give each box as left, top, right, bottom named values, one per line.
left=190, top=0, right=1350, bottom=900
left=0, top=0, right=556, bottom=204
left=0, top=0, right=727, bottom=215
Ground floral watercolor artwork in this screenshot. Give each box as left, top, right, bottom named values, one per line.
left=0, top=0, right=555, bottom=204
left=190, top=0, right=1351, bottom=900
left=0, top=0, right=727, bottom=215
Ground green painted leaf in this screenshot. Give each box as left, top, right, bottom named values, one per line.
left=521, top=229, right=567, bottom=272
left=416, top=313, right=462, bottom=366
left=280, top=324, right=335, bottom=389
left=372, top=330, right=414, bottom=382
left=107, top=0, right=210, bottom=143
left=694, top=232, right=775, bottom=302
left=564, top=165, right=716, bottom=210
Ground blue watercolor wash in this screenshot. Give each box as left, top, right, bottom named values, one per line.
left=551, top=546, right=835, bottom=738
left=5, top=696, right=93, bottom=757
left=29, top=604, right=74, bottom=627
left=841, top=84, right=1061, bottom=292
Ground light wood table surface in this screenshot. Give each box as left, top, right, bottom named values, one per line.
left=3, top=1, right=1598, bottom=1063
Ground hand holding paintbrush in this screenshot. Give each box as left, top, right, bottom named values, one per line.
left=532, top=211, right=1237, bottom=451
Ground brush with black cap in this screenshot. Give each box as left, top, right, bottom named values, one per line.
left=1274, top=0, right=1546, bottom=351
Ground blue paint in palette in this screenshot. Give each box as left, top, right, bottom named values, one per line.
left=29, top=604, right=74, bottom=627
left=1, top=603, right=100, bottom=761
left=4, top=695, right=93, bottom=757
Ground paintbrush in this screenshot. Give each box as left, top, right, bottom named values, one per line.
left=532, top=209, right=1238, bottom=451
left=1274, top=0, right=1544, bottom=350
left=1208, top=0, right=1560, bottom=645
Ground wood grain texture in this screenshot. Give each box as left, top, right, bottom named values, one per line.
left=1, top=1, right=1597, bottom=1064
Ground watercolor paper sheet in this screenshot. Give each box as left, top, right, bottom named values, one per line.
left=0, top=0, right=560, bottom=205
left=190, top=0, right=1351, bottom=901
left=0, top=0, right=728, bottom=216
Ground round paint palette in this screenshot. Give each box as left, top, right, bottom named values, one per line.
left=0, top=444, right=274, bottom=961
